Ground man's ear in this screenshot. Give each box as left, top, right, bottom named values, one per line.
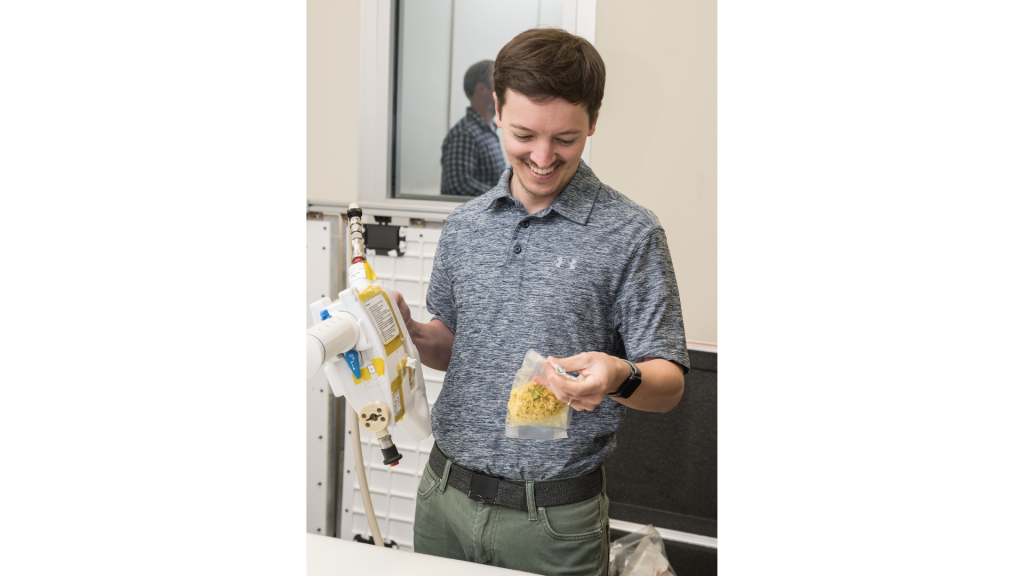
left=493, top=92, right=501, bottom=125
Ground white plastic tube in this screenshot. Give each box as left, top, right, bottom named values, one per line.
left=306, top=312, right=360, bottom=380
left=349, top=405, right=385, bottom=547
left=306, top=334, right=326, bottom=380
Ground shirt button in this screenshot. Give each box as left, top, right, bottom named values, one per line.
left=521, top=220, right=530, bottom=229
left=513, top=244, right=522, bottom=254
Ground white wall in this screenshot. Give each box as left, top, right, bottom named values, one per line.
left=307, top=0, right=360, bottom=204
left=591, top=0, right=717, bottom=346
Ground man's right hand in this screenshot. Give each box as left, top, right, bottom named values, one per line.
left=391, top=290, right=455, bottom=372
left=392, top=289, right=414, bottom=328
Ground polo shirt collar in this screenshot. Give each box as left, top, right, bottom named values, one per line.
left=482, top=160, right=600, bottom=226
left=480, top=169, right=514, bottom=210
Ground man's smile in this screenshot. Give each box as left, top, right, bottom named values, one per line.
left=524, top=160, right=560, bottom=180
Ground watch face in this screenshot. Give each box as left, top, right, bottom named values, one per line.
left=618, top=374, right=641, bottom=399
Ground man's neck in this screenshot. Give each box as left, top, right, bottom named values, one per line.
left=469, top=100, right=494, bottom=128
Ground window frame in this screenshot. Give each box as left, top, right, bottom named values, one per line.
left=355, top=0, right=597, bottom=216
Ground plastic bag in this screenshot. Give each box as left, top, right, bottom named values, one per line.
left=504, top=349, right=575, bottom=440
left=609, top=524, right=676, bottom=576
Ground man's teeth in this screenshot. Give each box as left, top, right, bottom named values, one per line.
left=531, top=165, right=555, bottom=175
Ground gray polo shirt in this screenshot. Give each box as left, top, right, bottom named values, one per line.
left=426, top=160, right=688, bottom=480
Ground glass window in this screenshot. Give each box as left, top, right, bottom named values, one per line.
left=392, top=0, right=564, bottom=201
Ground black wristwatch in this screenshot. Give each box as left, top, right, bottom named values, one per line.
left=608, top=359, right=642, bottom=399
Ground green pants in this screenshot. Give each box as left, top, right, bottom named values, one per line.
left=413, top=460, right=610, bottom=576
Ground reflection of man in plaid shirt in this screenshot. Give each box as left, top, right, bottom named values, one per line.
left=441, top=60, right=508, bottom=196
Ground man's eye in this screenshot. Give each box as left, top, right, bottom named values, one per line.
left=557, top=138, right=577, bottom=145
left=513, top=133, right=530, bottom=141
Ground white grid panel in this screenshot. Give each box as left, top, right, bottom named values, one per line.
left=340, top=226, right=444, bottom=550
left=307, top=219, right=338, bottom=536
left=363, top=227, right=439, bottom=325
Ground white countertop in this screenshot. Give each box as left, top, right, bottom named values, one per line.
left=307, top=534, right=540, bottom=576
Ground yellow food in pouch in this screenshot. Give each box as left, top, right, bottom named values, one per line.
left=506, top=380, right=568, bottom=427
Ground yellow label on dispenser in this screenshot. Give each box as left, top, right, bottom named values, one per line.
left=362, top=262, right=378, bottom=281
left=371, top=358, right=385, bottom=378
left=351, top=367, right=371, bottom=384
left=390, top=370, right=406, bottom=422
left=350, top=358, right=386, bottom=386
left=358, top=285, right=405, bottom=356
left=384, top=332, right=404, bottom=356
left=349, top=261, right=378, bottom=283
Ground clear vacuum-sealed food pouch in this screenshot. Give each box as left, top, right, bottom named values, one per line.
left=505, top=349, right=575, bottom=440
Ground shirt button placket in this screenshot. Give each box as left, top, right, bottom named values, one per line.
left=513, top=219, right=527, bottom=254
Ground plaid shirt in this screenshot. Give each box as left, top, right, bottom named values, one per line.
left=440, top=107, right=507, bottom=196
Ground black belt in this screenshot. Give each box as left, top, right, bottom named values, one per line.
left=428, top=443, right=603, bottom=511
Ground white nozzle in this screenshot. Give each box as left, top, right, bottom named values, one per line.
left=306, top=311, right=360, bottom=380
left=307, top=334, right=326, bottom=380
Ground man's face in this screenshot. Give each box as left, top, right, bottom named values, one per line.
left=494, top=89, right=597, bottom=202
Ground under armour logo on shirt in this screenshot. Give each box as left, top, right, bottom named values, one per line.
left=555, top=256, right=577, bottom=270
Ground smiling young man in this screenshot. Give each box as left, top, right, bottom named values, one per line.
left=391, top=28, right=689, bottom=576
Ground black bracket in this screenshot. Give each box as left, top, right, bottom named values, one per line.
left=353, top=534, right=398, bottom=548
left=363, top=223, right=404, bottom=256
left=468, top=473, right=500, bottom=504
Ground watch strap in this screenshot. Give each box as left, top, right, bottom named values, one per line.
left=609, top=359, right=642, bottom=399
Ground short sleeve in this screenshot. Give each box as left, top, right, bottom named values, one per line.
left=614, top=228, right=690, bottom=374
left=425, top=225, right=458, bottom=334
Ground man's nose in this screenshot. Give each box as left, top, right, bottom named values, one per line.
left=531, top=141, right=556, bottom=168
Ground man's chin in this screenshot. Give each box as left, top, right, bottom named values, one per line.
left=515, top=172, right=559, bottom=199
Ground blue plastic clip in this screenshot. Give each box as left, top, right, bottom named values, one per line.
left=344, top=350, right=361, bottom=379
left=320, top=309, right=332, bottom=321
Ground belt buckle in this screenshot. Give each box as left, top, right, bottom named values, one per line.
left=468, top=472, right=500, bottom=504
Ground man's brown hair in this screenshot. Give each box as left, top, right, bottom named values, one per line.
left=493, top=28, right=605, bottom=125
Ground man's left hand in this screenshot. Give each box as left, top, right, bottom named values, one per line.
left=539, top=352, right=629, bottom=411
